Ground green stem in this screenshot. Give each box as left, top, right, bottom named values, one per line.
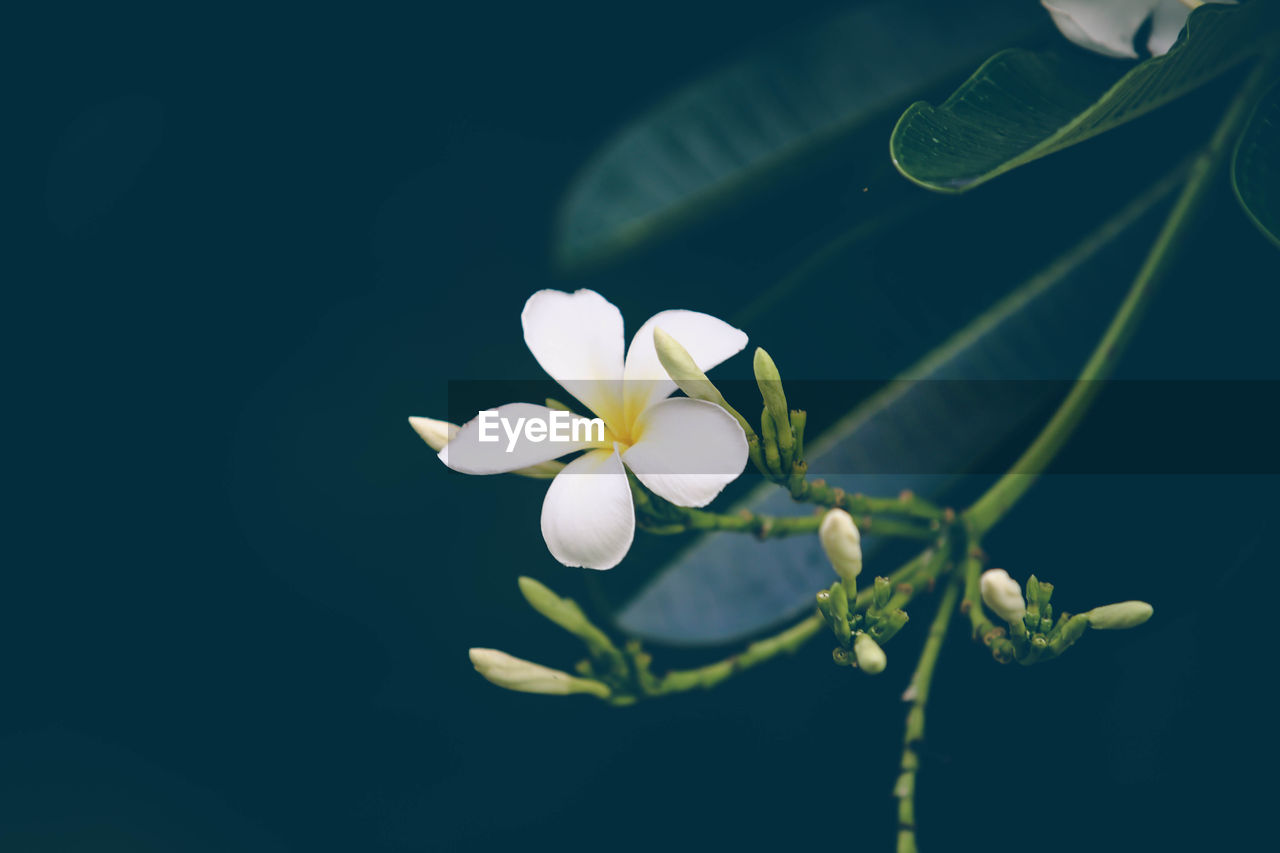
left=789, top=474, right=945, bottom=522
left=895, top=579, right=961, bottom=853
left=646, top=542, right=944, bottom=696
left=963, top=55, right=1279, bottom=536
left=634, top=489, right=939, bottom=540
left=958, top=536, right=1015, bottom=663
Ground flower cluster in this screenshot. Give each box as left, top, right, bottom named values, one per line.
left=979, top=568, right=1153, bottom=664
left=412, top=289, right=750, bottom=569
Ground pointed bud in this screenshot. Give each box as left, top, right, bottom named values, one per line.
left=517, top=576, right=619, bottom=659
left=408, top=416, right=458, bottom=452
left=654, top=327, right=724, bottom=405
left=1086, top=601, right=1153, bottom=630
left=819, top=509, right=863, bottom=587
left=752, top=348, right=792, bottom=451
left=468, top=648, right=610, bottom=698
left=980, top=569, right=1026, bottom=624
left=410, top=416, right=564, bottom=479
left=853, top=632, right=886, bottom=674
left=654, top=328, right=756, bottom=439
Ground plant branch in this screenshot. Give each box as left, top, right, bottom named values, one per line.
left=636, top=542, right=945, bottom=697
left=895, top=578, right=961, bottom=853
left=963, top=54, right=1280, bottom=535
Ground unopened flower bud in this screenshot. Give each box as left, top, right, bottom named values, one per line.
left=653, top=328, right=756, bottom=443
left=408, top=416, right=457, bottom=451
left=653, top=327, right=724, bottom=406
left=853, top=632, right=886, bottom=674
left=753, top=347, right=792, bottom=451
left=517, top=576, right=619, bottom=659
left=468, top=648, right=610, bottom=698
left=819, top=509, right=863, bottom=587
left=980, top=568, right=1026, bottom=624
left=1085, top=601, right=1153, bottom=630
left=410, top=416, right=563, bottom=479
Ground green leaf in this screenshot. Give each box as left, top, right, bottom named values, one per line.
left=615, top=171, right=1183, bottom=646
left=1232, top=79, right=1280, bottom=249
left=891, top=2, right=1279, bottom=193
left=553, top=0, right=1046, bottom=272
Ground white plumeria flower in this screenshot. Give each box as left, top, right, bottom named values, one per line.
left=439, top=289, right=750, bottom=570
left=1043, top=0, right=1233, bottom=59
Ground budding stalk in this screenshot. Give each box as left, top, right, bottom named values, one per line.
left=753, top=347, right=793, bottom=455
left=980, top=568, right=1027, bottom=624
left=517, top=576, right=620, bottom=663
left=468, top=648, right=610, bottom=698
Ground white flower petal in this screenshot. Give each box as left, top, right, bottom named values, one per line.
left=621, top=309, right=748, bottom=424
left=439, top=403, right=603, bottom=474
left=1148, top=0, right=1205, bottom=56
left=540, top=447, right=635, bottom=570
left=622, top=398, right=747, bottom=508
left=522, top=289, right=627, bottom=427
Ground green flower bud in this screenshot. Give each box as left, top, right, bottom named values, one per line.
left=819, top=509, right=863, bottom=588
left=980, top=568, right=1026, bottom=624
left=853, top=632, right=886, bottom=675
left=653, top=328, right=722, bottom=403
left=815, top=589, right=835, bottom=626
left=1086, top=601, right=1154, bottom=630
left=873, top=576, right=892, bottom=610
left=468, top=648, right=611, bottom=698
left=653, top=327, right=758, bottom=443
left=517, top=576, right=614, bottom=650
left=753, top=348, right=792, bottom=452
left=760, top=407, right=783, bottom=474
left=871, top=609, right=910, bottom=644
left=829, top=581, right=849, bottom=620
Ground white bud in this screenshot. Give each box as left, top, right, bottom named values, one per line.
left=819, top=509, right=863, bottom=586
left=1086, top=601, right=1154, bottom=630
left=409, top=416, right=563, bottom=479
left=408, top=416, right=458, bottom=452
left=980, top=568, right=1026, bottom=624
left=468, top=648, right=610, bottom=698
left=853, top=632, right=886, bottom=674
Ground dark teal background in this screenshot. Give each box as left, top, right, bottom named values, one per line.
left=14, top=2, right=1280, bottom=850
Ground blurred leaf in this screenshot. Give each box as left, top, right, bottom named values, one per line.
left=554, top=0, right=1046, bottom=272
left=615, top=171, right=1183, bottom=646
left=890, top=2, right=1278, bottom=193
left=1232, top=79, right=1280, bottom=249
